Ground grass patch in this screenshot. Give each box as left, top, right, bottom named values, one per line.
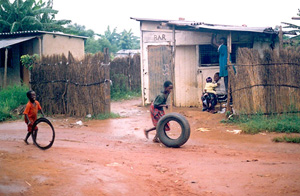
left=0, top=85, right=29, bottom=122
left=90, top=112, right=121, bottom=120
left=272, top=136, right=300, bottom=143
left=110, top=73, right=141, bottom=101
left=111, top=89, right=141, bottom=101
left=223, top=113, right=300, bottom=134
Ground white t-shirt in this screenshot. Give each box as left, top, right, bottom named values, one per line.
left=215, top=78, right=227, bottom=95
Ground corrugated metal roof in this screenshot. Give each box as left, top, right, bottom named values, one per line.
left=130, top=17, right=171, bottom=22
left=0, top=36, right=37, bottom=49
left=174, top=22, right=275, bottom=33
left=131, top=17, right=277, bottom=34
left=0, top=30, right=88, bottom=39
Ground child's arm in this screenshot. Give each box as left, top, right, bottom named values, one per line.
left=40, top=109, right=45, bottom=117
left=37, top=102, right=44, bottom=117
left=212, top=83, right=218, bottom=87
left=158, top=104, right=168, bottom=108
left=25, top=114, right=31, bottom=125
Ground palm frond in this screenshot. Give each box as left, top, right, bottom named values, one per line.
left=11, top=21, right=21, bottom=32
left=21, top=16, right=43, bottom=30
left=282, top=22, right=300, bottom=29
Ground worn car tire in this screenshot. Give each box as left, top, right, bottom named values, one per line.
left=32, top=117, right=55, bottom=150
left=157, top=113, right=190, bottom=148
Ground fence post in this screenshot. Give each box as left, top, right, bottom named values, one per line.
left=104, top=48, right=109, bottom=64
left=103, top=48, right=111, bottom=114
left=279, top=26, right=283, bottom=51
left=3, top=48, right=8, bottom=88
left=226, top=32, right=232, bottom=112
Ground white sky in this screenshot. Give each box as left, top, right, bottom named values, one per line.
left=53, top=0, right=300, bottom=36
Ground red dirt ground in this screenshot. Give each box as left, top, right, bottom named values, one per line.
left=0, top=98, right=300, bottom=196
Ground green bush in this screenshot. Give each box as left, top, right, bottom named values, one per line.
left=223, top=113, right=300, bottom=134
left=273, top=136, right=300, bottom=143
left=20, top=54, right=39, bottom=70
left=0, top=85, right=29, bottom=121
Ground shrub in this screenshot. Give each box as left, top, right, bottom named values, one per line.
left=0, top=85, right=29, bottom=121
left=273, top=136, right=300, bottom=143
left=223, top=113, right=300, bottom=134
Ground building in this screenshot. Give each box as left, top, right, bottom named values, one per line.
left=0, top=31, right=87, bottom=88
left=131, top=17, right=279, bottom=107
left=115, top=49, right=140, bottom=58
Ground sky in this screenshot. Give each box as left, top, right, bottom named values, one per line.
left=53, top=0, right=300, bottom=36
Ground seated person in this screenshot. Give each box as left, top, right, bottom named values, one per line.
left=214, top=72, right=228, bottom=103
left=201, top=77, right=219, bottom=113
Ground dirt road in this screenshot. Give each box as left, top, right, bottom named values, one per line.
left=1, top=98, right=300, bottom=196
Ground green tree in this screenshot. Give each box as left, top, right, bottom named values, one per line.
left=0, top=0, right=71, bottom=33
left=67, top=24, right=140, bottom=55
left=84, top=37, right=102, bottom=53
left=64, top=23, right=95, bottom=37
left=98, top=36, right=119, bottom=54
left=282, top=8, right=300, bottom=46
left=100, top=26, right=119, bottom=46
left=119, top=29, right=140, bottom=49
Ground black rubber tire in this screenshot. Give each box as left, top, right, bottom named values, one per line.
left=156, top=113, right=190, bottom=148
left=32, top=117, right=55, bottom=150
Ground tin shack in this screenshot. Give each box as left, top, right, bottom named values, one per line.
left=131, top=17, right=279, bottom=107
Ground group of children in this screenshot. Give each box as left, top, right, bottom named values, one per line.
left=143, top=75, right=226, bottom=142
left=22, top=78, right=223, bottom=145
left=23, top=81, right=174, bottom=145
left=22, top=34, right=229, bottom=145
left=201, top=72, right=227, bottom=114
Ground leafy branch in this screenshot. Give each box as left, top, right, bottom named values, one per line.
left=20, top=54, right=39, bottom=70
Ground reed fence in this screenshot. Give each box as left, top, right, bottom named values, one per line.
left=30, top=52, right=110, bottom=116
left=230, top=47, right=300, bottom=115
left=110, top=54, right=141, bottom=92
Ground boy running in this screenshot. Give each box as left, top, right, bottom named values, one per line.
left=23, top=90, right=44, bottom=144
left=144, top=81, right=173, bottom=142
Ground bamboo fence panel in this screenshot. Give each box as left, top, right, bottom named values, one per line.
left=231, top=48, right=300, bottom=114
left=30, top=52, right=110, bottom=116
left=110, top=54, right=141, bottom=91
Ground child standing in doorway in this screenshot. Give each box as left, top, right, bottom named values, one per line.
left=144, top=81, right=173, bottom=143
left=23, top=90, right=44, bottom=144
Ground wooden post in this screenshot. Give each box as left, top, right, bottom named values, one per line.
left=170, top=25, right=176, bottom=112
left=38, top=36, right=43, bottom=61
left=104, top=48, right=109, bottom=64
left=103, top=48, right=111, bottom=114
left=3, top=48, right=8, bottom=88
left=227, top=32, right=232, bottom=63
left=279, top=26, right=283, bottom=51
left=226, top=32, right=232, bottom=112
left=128, top=54, right=132, bottom=91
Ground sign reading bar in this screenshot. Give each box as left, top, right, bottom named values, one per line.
left=143, top=32, right=172, bottom=43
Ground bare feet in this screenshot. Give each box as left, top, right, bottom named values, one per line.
left=152, top=136, right=160, bottom=143
left=24, top=139, right=29, bottom=145
left=144, top=129, right=149, bottom=139
left=210, top=109, right=217, bottom=114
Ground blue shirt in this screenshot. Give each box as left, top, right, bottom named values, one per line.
left=218, top=44, right=228, bottom=77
